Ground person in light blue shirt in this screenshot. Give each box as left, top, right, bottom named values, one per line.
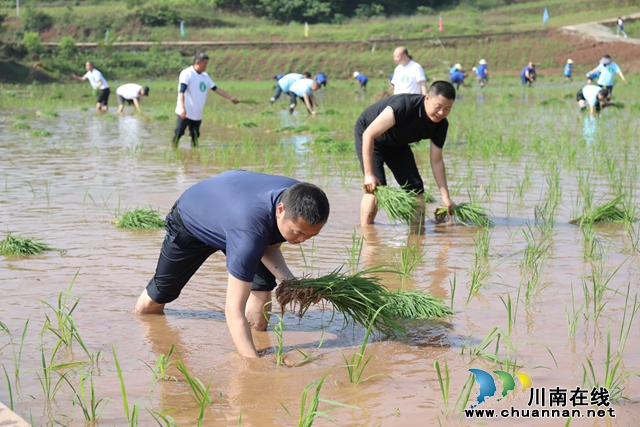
left=586, top=71, right=600, bottom=85
left=564, top=59, right=573, bottom=82
left=289, top=78, right=320, bottom=114
left=270, top=72, right=310, bottom=104
left=586, top=55, right=627, bottom=99
left=576, top=84, right=610, bottom=117
left=475, top=59, right=488, bottom=89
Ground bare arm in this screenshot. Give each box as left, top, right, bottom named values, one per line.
left=430, top=142, right=454, bottom=214
left=178, top=92, right=186, bottom=119
left=586, top=67, right=598, bottom=76
left=133, top=98, right=142, bottom=113
left=71, top=73, right=87, bottom=82
left=225, top=274, right=259, bottom=358
left=362, top=107, right=396, bottom=193
left=589, top=105, right=595, bottom=118
left=214, top=88, right=239, bottom=104
left=618, top=71, right=627, bottom=83
left=302, top=93, right=315, bottom=115
left=261, top=244, right=295, bottom=282
left=419, top=80, right=428, bottom=96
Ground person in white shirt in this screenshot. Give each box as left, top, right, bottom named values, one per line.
left=116, top=84, right=150, bottom=114
left=71, top=61, right=110, bottom=112
left=390, top=47, right=428, bottom=96
left=173, top=52, right=239, bottom=148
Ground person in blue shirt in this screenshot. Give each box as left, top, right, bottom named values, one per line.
left=353, top=71, right=368, bottom=89
left=270, top=72, right=311, bottom=104
left=289, top=78, right=320, bottom=114
left=521, top=62, right=536, bottom=86
left=449, top=65, right=468, bottom=90
left=586, top=71, right=600, bottom=84
left=564, top=59, right=574, bottom=83
left=576, top=84, right=610, bottom=117
left=315, top=73, right=327, bottom=87
left=585, top=55, right=627, bottom=100
left=475, top=59, right=489, bottom=89
left=134, top=171, right=330, bottom=359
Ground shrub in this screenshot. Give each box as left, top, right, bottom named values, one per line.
left=137, top=3, right=181, bottom=27
left=23, top=32, right=44, bottom=58
left=354, top=3, right=385, bottom=19
left=416, top=6, right=435, bottom=15
left=59, top=35, right=78, bottom=59
left=23, top=6, right=54, bottom=32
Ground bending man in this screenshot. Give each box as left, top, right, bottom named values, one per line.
left=116, top=84, right=150, bottom=114
left=355, top=81, right=456, bottom=227
left=135, top=171, right=330, bottom=358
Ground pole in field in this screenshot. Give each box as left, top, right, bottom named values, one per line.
left=16, top=0, right=19, bottom=16
left=543, top=8, right=549, bottom=24
left=105, top=28, right=109, bottom=42
left=304, top=21, right=309, bottom=38
left=180, top=21, right=185, bottom=37
left=439, top=17, right=443, bottom=33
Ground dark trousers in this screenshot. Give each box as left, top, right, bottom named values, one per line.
left=172, top=115, right=202, bottom=147
left=146, top=205, right=277, bottom=304
left=271, top=85, right=283, bottom=102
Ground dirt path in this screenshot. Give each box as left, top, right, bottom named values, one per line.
left=561, top=13, right=640, bottom=44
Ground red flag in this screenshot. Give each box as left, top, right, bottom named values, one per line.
left=439, top=17, right=443, bottom=32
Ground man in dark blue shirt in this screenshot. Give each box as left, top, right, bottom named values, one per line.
left=135, top=171, right=330, bottom=358
left=355, top=81, right=456, bottom=227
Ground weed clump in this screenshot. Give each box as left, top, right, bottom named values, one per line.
left=375, top=185, right=419, bottom=225
left=13, top=114, right=29, bottom=120
left=113, top=207, right=165, bottom=229
left=237, top=121, right=257, bottom=128
left=154, top=114, right=170, bottom=121
left=37, top=109, right=58, bottom=117
left=31, top=129, right=53, bottom=137
left=435, top=203, right=492, bottom=227
left=11, top=122, right=30, bottom=130
left=539, top=98, right=564, bottom=107
left=570, top=196, right=633, bottom=225
left=275, top=267, right=451, bottom=334
left=1, top=233, right=53, bottom=255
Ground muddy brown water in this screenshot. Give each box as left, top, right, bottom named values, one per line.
left=1, top=107, right=640, bottom=426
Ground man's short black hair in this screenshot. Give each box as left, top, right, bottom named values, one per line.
left=403, top=48, right=412, bottom=60
left=193, top=52, right=209, bottom=64
left=281, top=182, right=330, bottom=226
left=598, top=89, right=609, bottom=98
left=428, top=81, right=456, bottom=100
left=303, top=72, right=311, bottom=78
left=142, top=86, right=150, bottom=96
left=87, top=61, right=94, bottom=67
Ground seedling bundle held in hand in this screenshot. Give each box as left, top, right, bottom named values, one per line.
left=275, top=267, right=452, bottom=334
left=434, top=203, right=492, bottom=227
left=374, top=186, right=419, bottom=225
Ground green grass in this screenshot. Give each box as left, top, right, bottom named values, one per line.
left=11, top=122, right=30, bottom=130
left=31, top=129, right=53, bottom=137
left=112, top=207, right=166, bottom=229
left=0, top=232, right=53, bottom=255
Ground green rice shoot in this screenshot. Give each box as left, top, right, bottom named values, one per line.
left=113, top=207, right=166, bottom=229
left=11, top=122, right=30, bottom=130
left=276, top=267, right=451, bottom=334
left=375, top=185, right=419, bottom=225
left=237, top=121, right=258, bottom=128
left=0, top=232, right=53, bottom=255
left=31, top=129, right=53, bottom=137
left=435, top=203, right=492, bottom=227
left=569, top=195, right=633, bottom=225
left=424, top=193, right=436, bottom=203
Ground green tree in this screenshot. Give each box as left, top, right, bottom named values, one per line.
left=59, top=35, right=78, bottom=59
left=23, top=6, right=54, bottom=32
left=23, top=32, right=44, bottom=58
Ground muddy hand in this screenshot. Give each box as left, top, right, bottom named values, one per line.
left=363, top=173, right=378, bottom=194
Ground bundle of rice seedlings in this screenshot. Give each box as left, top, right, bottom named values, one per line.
left=435, top=203, right=492, bottom=227
left=11, top=122, right=30, bottom=130
left=238, top=99, right=259, bottom=104
left=1, top=233, right=53, bottom=255
left=237, top=121, right=258, bottom=128
left=569, top=196, right=632, bottom=225
left=607, top=101, right=625, bottom=109
left=276, top=268, right=451, bottom=334
left=374, top=186, right=419, bottom=225
left=112, top=207, right=165, bottom=229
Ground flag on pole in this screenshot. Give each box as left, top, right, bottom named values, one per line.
left=438, top=17, right=443, bottom=33
left=304, top=21, right=309, bottom=37
left=180, top=21, right=185, bottom=37
left=542, top=8, right=549, bottom=24
left=105, top=28, right=109, bottom=41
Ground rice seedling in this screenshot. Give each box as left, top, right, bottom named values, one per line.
left=174, top=360, right=213, bottom=426
left=434, top=203, right=492, bottom=227
left=582, top=256, right=626, bottom=320
left=269, top=313, right=287, bottom=366
left=519, top=224, right=552, bottom=303
left=281, top=372, right=359, bottom=426
left=374, top=185, right=419, bottom=225
left=70, top=368, right=111, bottom=421
left=433, top=359, right=450, bottom=416
left=448, top=271, right=457, bottom=310
left=113, top=207, right=166, bottom=229
left=144, top=344, right=177, bottom=396
left=2, top=364, right=14, bottom=410
left=465, top=253, right=492, bottom=306
left=564, top=284, right=584, bottom=340
left=275, top=267, right=451, bottom=334
left=11, top=122, right=30, bottom=130
left=11, top=319, right=29, bottom=378
left=341, top=306, right=389, bottom=384
left=474, top=227, right=492, bottom=259
left=569, top=195, right=632, bottom=225
left=582, top=325, right=639, bottom=402
left=0, top=232, right=53, bottom=255
left=453, top=373, right=474, bottom=418
left=112, top=346, right=140, bottom=426
left=395, top=236, right=424, bottom=277
left=344, top=229, right=364, bottom=274
left=147, top=409, right=178, bottom=427
left=31, top=129, right=53, bottom=137
left=581, top=223, right=605, bottom=260
left=237, top=121, right=257, bottom=128
left=37, top=338, right=85, bottom=402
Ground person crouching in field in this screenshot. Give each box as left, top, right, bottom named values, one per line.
left=564, top=59, right=574, bottom=83
left=449, top=65, right=468, bottom=90
left=355, top=81, right=457, bottom=227
left=288, top=77, right=320, bottom=115
left=576, top=85, right=610, bottom=117
left=117, top=84, right=150, bottom=114
left=475, top=59, right=489, bottom=89
left=521, top=62, right=536, bottom=87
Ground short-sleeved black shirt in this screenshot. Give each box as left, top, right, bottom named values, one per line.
left=355, top=94, right=449, bottom=149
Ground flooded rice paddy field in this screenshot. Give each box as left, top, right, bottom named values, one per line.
left=1, top=80, right=640, bottom=426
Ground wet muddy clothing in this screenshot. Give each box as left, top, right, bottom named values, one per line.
left=146, top=171, right=296, bottom=303
left=172, top=116, right=201, bottom=147
left=354, top=94, right=449, bottom=194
